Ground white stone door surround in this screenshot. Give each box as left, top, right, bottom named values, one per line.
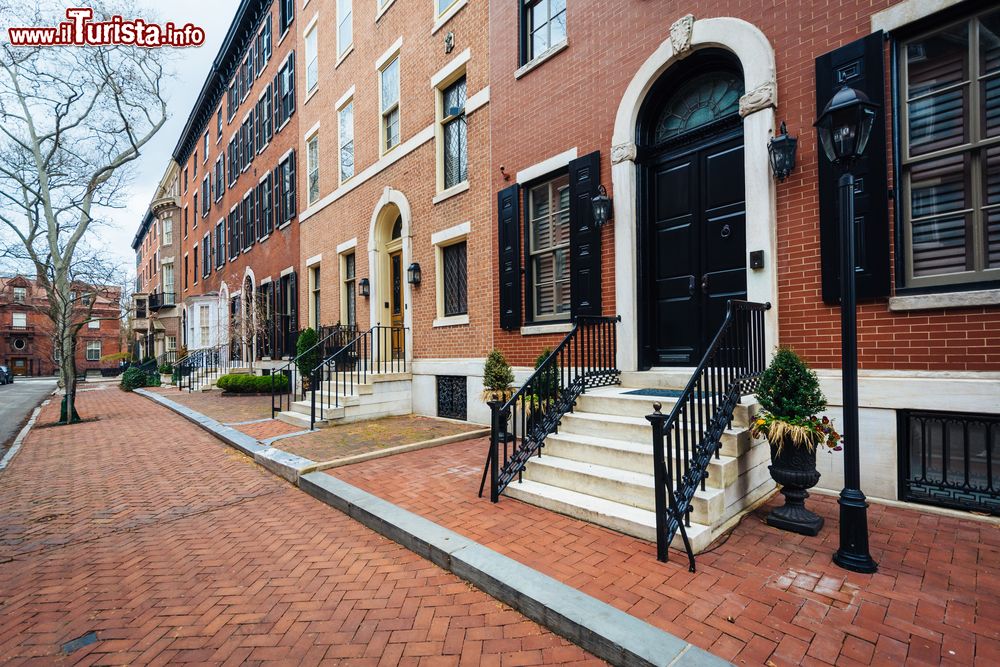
left=368, top=186, right=415, bottom=364
left=611, top=15, right=780, bottom=372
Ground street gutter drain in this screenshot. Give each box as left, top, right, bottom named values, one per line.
left=61, top=631, right=98, bottom=654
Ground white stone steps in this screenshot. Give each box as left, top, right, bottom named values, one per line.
left=574, top=389, right=757, bottom=428
left=559, top=411, right=750, bottom=455
left=505, top=479, right=716, bottom=553
left=542, top=431, right=738, bottom=488
left=521, top=455, right=725, bottom=526
left=276, top=410, right=327, bottom=428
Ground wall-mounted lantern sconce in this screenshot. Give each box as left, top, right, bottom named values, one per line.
left=358, top=278, right=370, bottom=298
left=591, top=184, right=613, bottom=226
left=407, top=262, right=422, bottom=285
left=768, top=121, right=798, bottom=182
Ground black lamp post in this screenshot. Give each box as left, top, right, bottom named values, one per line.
left=814, top=85, right=879, bottom=574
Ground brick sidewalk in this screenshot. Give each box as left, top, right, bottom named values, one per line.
left=330, top=438, right=1000, bottom=666
left=0, top=388, right=599, bottom=666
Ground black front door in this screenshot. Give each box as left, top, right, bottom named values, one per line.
left=644, top=135, right=747, bottom=367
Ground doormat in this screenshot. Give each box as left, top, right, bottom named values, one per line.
left=622, top=388, right=685, bottom=398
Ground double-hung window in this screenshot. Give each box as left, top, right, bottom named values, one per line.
left=277, top=54, right=296, bottom=128
left=305, top=24, right=318, bottom=93
left=380, top=55, right=400, bottom=153
left=337, top=0, right=352, bottom=58
left=257, top=16, right=272, bottom=75
left=214, top=157, right=225, bottom=201
left=202, top=233, right=211, bottom=278
left=12, top=312, right=27, bottom=329
left=163, top=263, right=175, bottom=299
left=216, top=109, right=222, bottom=140
left=899, top=8, right=1000, bottom=288
left=201, top=176, right=210, bottom=217
left=215, top=222, right=225, bottom=268
left=278, top=151, right=297, bottom=224
left=440, top=76, right=467, bottom=190
left=203, top=131, right=209, bottom=158
left=442, top=241, right=468, bottom=316
left=162, top=218, right=173, bottom=246
left=229, top=208, right=240, bottom=260
left=521, top=0, right=567, bottom=64
left=86, top=341, right=101, bottom=361
left=527, top=174, right=571, bottom=321
left=259, top=173, right=273, bottom=238
left=227, top=81, right=238, bottom=121
left=13, top=287, right=26, bottom=303
left=307, top=133, right=320, bottom=205
left=342, top=251, right=356, bottom=327
left=339, top=100, right=354, bottom=183
left=280, top=0, right=294, bottom=34
left=243, top=191, right=255, bottom=251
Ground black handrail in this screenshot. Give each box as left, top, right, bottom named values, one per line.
left=176, top=343, right=235, bottom=392
left=646, top=300, right=771, bottom=572
left=270, top=324, right=357, bottom=418
left=308, top=324, right=407, bottom=429
left=480, top=316, right=621, bottom=502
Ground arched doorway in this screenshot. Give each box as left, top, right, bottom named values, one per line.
left=636, top=50, right=746, bottom=367
left=373, top=205, right=406, bottom=360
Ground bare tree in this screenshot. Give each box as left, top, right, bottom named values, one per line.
left=227, top=292, right=271, bottom=374
left=0, top=1, right=168, bottom=421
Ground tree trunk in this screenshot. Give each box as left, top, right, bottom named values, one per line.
left=60, top=327, right=81, bottom=424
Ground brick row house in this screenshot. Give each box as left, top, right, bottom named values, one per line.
left=0, top=276, right=122, bottom=377
left=169, top=0, right=302, bottom=368
left=131, top=162, right=182, bottom=363
left=137, top=0, right=999, bottom=542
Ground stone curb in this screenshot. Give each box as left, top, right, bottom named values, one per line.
left=0, top=398, right=50, bottom=473
left=136, top=389, right=316, bottom=482
left=299, top=472, right=731, bottom=667
left=304, top=428, right=490, bottom=473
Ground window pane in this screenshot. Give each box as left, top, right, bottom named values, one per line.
left=908, top=88, right=967, bottom=155
left=980, top=10, right=1000, bottom=75
left=550, top=0, right=567, bottom=44
left=308, top=136, right=319, bottom=204
left=338, top=0, right=352, bottom=53
left=985, top=146, right=1000, bottom=267
left=907, top=23, right=969, bottom=97
left=386, top=108, right=400, bottom=149
left=381, top=58, right=399, bottom=111
left=910, top=154, right=971, bottom=276
left=532, top=27, right=549, bottom=58
left=443, top=241, right=468, bottom=316
left=438, top=0, right=453, bottom=14
left=340, top=102, right=354, bottom=181
left=306, top=29, right=318, bottom=90
left=444, top=118, right=467, bottom=188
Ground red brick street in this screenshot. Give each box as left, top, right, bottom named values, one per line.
left=0, top=388, right=598, bottom=666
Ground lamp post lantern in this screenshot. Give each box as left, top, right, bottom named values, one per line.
left=814, top=85, right=879, bottom=574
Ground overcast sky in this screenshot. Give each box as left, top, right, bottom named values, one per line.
left=104, top=1, right=240, bottom=275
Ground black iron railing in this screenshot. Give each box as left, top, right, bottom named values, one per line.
left=308, top=325, right=407, bottom=429
left=176, top=344, right=235, bottom=392
left=480, top=316, right=621, bottom=502
left=646, top=300, right=770, bottom=572
left=148, top=292, right=176, bottom=310
left=270, top=324, right=358, bottom=418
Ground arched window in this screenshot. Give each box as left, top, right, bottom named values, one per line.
left=391, top=214, right=402, bottom=240
left=655, top=71, right=743, bottom=143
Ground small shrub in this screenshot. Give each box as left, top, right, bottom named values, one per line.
left=755, top=347, right=826, bottom=419
left=532, top=348, right=559, bottom=400
left=119, top=367, right=149, bottom=392
left=158, top=363, right=173, bottom=374
left=147, top=373, right=161, bottom=387
left=295, top=328, right=321, bottom=378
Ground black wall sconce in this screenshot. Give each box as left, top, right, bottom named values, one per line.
left=358, top=278, right=370, bottom=297
left=407, top=262, right=422, bottom=285
left=591, top=184, right=613, bottom=226
left=768, top=121, right=798, bottom=182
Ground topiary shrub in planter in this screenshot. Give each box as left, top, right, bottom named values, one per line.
left=482, top=349, right=514, bottom=403
left=295, top=328, right=321, bottom=391
left=751, top=347, right=842, bottom=536
left=158, top=363, right=173, bottom=375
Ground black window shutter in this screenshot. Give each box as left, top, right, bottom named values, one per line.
left=568, top=150, right=603, bottom=318
left=289, top=150, right=297, bottom=218
left=816, top=32, right=889, bottom=304
left=273, top=73, right=280, bottom=128
left=288, top=52, right=295, bottom=117
left=497, top=184, right=521, bottom=331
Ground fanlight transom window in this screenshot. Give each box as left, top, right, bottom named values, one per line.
left=655, top=72, right=743, bottom=143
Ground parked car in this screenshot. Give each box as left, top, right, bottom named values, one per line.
left=0, top=365, right=11, bottom=385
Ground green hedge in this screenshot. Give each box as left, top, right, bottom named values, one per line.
left=216, top=373, right=290, bottom=394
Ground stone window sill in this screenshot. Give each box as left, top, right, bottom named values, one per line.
left=431, top=0, right=468, bottom=35
left=888, top=288, right=1000, bottom=312
left=514, top=39, right=569, bottom=80
left=432, top=181, right=469, bottom=205
left=433, top=314, right=469, bottom=328
left=520, top=322, right=572, bottom=336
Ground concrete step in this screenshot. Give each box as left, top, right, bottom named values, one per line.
left=575, top=388, right=757, bottom=428
left=559, top=411, right=750, bottom=455
left=275, top=410, right=325, bottom=428
left=506, top=479, right=716, bottom=553
left=290, top=399, right=348, bottom=419
left=619, top=369, right=694, bottom=391
left=542, top=431, right=738, bottom=489
left=521, top=455, right=724, bottom=525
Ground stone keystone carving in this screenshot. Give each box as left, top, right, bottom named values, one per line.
left=670, top=14, right=695, bottom=55
left=611, top=143, right=637, bottom=165
left=739, top=81, right=778, bottom=117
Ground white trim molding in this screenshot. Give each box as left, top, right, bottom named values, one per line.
left=432, top=181, right=470, bottom=205
left=871, top=0, right=966, bottom=33
left=306, top=253, right=323, bottom=267
left=431, top=48, right=471, bottom=88
left=466, top=85, right=489, bottom=115
left=376, top=36, right=403, bottom=71
left=516, top=147, right=578, bottom=184
left=280, top=266, right=295, bottom=277
left=337, top=237, right=358, bottom=254
left=335, top=85, right=356, bottom=111
left=514, top=39, right=568, bottom=80
left=431, top=221, right=470, bottom=246
left=304, top=120, right=321, bottom=141
left=432, top=0, right=468, bottom=35
left=611, top=15, right=779, bottom=372
left=521, top=322, right=573, bottom=336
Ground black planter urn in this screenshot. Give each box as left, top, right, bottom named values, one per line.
left=767, top=436, right=824, bottom=536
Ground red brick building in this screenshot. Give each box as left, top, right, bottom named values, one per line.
left=0, top=276, right=123, bottom=377
left=487, top=0, right=1000, bottom=519
left=172, top=0, right=301, bottom=364
left=295, top=0, right=493, bottom=421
